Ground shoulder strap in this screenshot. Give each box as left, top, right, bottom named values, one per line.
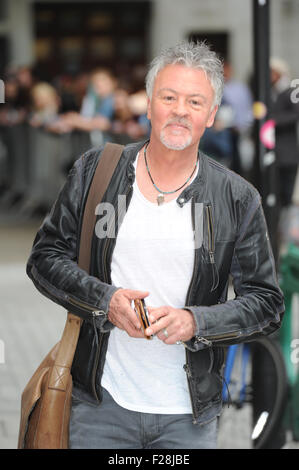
left=79, top=142, right=125, bottom=273
left=54, top=143, right=124, bottom=369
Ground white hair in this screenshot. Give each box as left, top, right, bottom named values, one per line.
left=270, top=57, right=290, bottom=77
left=145, top=41, right=224, bottom=107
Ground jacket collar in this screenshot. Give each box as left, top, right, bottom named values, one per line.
left=122, top=140, right=207, bottom=206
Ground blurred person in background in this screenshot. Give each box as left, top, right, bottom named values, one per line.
left=110, top=87, right=134, bottom=138
left=27, top=41, right=284, bottom=449
left=0, top=70, right=28, bottom=126
left=222, top=62, right=253, bottom=175
left=128, top=89, right=151, bottom=138
left=80, top=68, right=116, bottom=121
left=15, top=65, right=35, bottom=113
left=111, top=87, right=150, bottom=142
left=54, top=68, right=116, bottom=144
left=72, top=72, right=90, bottom=111
left=0, top=69, right=29, bottom=197
left=29, top=82, right=61, bottom=128
left=199, top=103, right=234, bottom=167
left=53, top=74, right=82, bottom=114
left=269, top=57, right=299, bottom=210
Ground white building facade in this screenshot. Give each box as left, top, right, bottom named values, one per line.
left=0, top=0, right=298, bottom=81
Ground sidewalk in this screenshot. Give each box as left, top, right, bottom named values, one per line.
left=0, top=219, right=65, bottom=449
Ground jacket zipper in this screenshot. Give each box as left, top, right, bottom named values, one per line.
left=90, top=324, right=103, bottom=401
left=194, top=331, right=241, bottom=347
left=206, top=203, right=214, bottom=256
left=205, top=204, right=219, bottom=291
left=185, top=198, right=199, bottom=304
left=67, top=295, right=104, bottom=401
left=198, top=325, right=270, bottom=344
left=184, top=198, right=201, bottom=423
left=183, top=363, right=198, bottom=424
left=183, top=201, right=220, bottom=422
left=67, top=295, right=106, bottom=316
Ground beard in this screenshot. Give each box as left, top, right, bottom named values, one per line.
left=160, top=117, right=192, bottom=150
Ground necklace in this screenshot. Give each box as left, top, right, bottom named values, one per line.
left=143, top=142, right=198, bottom=205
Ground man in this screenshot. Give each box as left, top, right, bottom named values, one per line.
left=269, top=57, right=299, bottom=209
left=27, top=41, right=284, bottom=449
left=221, top=61, right=253, bottom=174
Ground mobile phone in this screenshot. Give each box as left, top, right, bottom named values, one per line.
left=134, top=298, right=153, bottom=340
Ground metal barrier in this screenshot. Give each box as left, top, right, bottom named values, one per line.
left=26, top=126, right=71, bottom=208
left=0, top=122, right=141, bottom=219
left=0, top=123, right=30, bottom=202
left=0, top=124, right=92, bottom=217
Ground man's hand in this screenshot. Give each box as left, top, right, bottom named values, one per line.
left=108, top=289, right=149, bottom=338
left=145, top=306, right=196, bottom=344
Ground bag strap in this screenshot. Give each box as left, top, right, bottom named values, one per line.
left=78, top=142, right=125, bottom=272
left=52, top=143, right=124, bottom=372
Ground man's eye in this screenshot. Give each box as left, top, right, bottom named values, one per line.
left=163, top=95, right=175, bottom=101
left=190, top=99, right=201, bottom=107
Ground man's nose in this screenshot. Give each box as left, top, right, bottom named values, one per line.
left=173, top=97, right=188, bottom=116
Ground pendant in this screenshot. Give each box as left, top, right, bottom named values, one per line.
left=157, top=194, right=165, bottom=206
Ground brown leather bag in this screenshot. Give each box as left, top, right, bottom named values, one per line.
left=18, top=143, right=124, bottom=449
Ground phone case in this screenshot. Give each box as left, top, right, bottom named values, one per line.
left=134, top=299, right=153, bottom=340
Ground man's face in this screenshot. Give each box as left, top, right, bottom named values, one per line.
left=92, top=72, right=115, bottom=97
left=270, top=68, right=281, bottom=86
left=147, top=64, right=218, bottom=151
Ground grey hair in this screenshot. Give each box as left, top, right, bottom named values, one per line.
left=145, top=41, right=224, bottom=107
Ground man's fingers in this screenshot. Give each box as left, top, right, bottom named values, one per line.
left=148, top=306, right=169, bottom=324
left=126, top=290, right=150, bottom=301
left=145, top=307, right=196, bottom=343
left=121, top=315, right=144, bottom=338
left=145, top=316, right=168, bottom=337
left=111, top=306, right=143, bottom=336
left=128, top=290, right=150, bottom=329
left=109, top=288, right=152, bottom=337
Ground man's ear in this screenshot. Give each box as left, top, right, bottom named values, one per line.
left=206, top=105, right=218, bottom=128
left=147, top=97, right=151, bottom=120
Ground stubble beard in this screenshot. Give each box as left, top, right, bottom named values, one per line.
left=160, top=119, right=193, bottom=151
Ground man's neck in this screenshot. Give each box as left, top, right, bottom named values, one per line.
left=145, top=140, right=199, bottom=178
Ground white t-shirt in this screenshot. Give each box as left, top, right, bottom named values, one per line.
left=101, top=153, right=198, bottom=414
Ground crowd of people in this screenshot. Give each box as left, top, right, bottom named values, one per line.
left=0, top=61, right=257, bottom=164
left=1, top=58, right=298, bottom=220
left=0, top=64, right=151, bottom=146
left=0, top=60, right=258, bottom=181
left=0, top=64, right=152, bottom=210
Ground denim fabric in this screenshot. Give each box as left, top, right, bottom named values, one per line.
left=69, top=387, right=218, bottom=449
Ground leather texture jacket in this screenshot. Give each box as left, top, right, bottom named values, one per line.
left=27, top=140, right=285, bottom=424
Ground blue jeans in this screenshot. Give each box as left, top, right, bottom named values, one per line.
left=69, top=387, right=218, bottom=449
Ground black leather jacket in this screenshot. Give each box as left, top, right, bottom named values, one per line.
left=27, top=140, right=284, bottom=424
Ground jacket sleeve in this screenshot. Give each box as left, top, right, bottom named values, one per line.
left=184, top=194, right=285, bottom=351
left=26, top=150, right=119, bottom=332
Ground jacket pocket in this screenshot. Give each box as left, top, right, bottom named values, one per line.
left=193, top=371, right=222, bottom=406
